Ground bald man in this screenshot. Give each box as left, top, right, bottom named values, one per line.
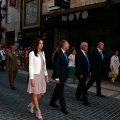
left=86, top=42, right=105, bottom=98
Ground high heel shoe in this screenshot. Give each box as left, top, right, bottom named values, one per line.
left=28, top=102, right=34, bottom=113
left=36, top=111, right=43, bottom=120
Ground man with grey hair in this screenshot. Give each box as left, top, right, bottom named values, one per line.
left=75, top=42, right=91, bottom=106
left=50, top=40, right=69, bottom=114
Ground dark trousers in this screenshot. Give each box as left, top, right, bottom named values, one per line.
left=8, top=71, right=17, bottom=87
left=1, top=60, right=5, bottom=70
left=86, top=74, right=101, bottom=95
left=0, top=62, right=1, bottom=70
left=50, top=83, right=66, bottom=110
left=27, top=73, right=29, bottom=84
left=75, top=77, right=88, bottom=102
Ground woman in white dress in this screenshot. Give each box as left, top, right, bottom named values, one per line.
left=110, top=50, right=120, bottom=82
left=68, top=48, right=77, bottom=84
left=27, top=38, right=49, bottom=120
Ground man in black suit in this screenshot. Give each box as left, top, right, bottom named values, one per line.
left=75, top=42, right=91, bottom=106
left=50, top=40, right=69, bottom=115
left=86, top=42, right=105, bottom=98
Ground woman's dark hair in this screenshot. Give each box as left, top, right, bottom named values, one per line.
left=34, top=38, right=44, bottom=57
left=70, top=48, right=76, bottom=53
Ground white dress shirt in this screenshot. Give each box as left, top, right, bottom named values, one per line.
left=0, top=50, right=5, bottom=61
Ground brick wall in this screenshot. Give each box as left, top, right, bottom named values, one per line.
left=71, top=0, right=106, bottom=8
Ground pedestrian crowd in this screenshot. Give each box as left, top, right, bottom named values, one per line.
left=0, top=39, right=120, bottom=120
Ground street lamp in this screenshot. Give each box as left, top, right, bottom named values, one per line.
left=0, top=0, right=7, bottom=42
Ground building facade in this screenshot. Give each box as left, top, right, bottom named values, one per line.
left=42, top=0, right=120, bottom=73
left=43, top=0, right=120, bottom=50
left=1, top=0, right=21, bottom=48
left=20, top=0, right=120, bottom=71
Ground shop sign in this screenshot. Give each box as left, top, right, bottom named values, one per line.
left=62, top=11, right=88, bottom=21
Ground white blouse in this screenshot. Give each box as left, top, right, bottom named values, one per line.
left=110, top=55, right=120, bottom=69
left=68, top=54, right=75, bottom=67
left=29, top=51, right=48, bottom=79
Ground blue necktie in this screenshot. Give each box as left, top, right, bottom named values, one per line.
left=85, top=52, right=90, bottom=71
left=100, top=51, right=104, bottom=61
left=64, top=52, right=68, bottom=63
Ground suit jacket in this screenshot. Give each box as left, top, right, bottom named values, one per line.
left=90, top=48, right=104, bottom=74
left=75, top=50, right=90, bottom=77
left=52, top=49, right=68, bottom=83
left=5, top=51, right=20, bottom=71
left=29, top=51, right=48, bottom=80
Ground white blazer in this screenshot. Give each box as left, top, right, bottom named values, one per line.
left=29, top=51, right=48, bottom=80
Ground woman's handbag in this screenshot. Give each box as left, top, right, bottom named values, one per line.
left=108, top=72, right=117, bottom=78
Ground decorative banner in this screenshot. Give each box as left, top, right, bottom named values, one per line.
left=10, top=0, right=17, bottom=8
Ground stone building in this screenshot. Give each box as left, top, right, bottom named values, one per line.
left=20, top=0, right=120, bottom=70
left=1, top=0, right=21, bottom=48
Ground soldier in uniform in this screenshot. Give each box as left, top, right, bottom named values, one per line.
left=5, top=45, right=20, bottom=90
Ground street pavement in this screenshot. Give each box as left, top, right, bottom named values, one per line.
left=0, top=69, right=120, bottom=120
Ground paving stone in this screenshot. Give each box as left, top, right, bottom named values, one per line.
left=0, top=71, right=120, bottom=120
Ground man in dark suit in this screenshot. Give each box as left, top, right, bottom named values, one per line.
left=50, top=40, right=69, bottom=115
left=75, top=42, right=91, bottom=106
left=86, top=42, right=105, bottom=98
left=5, top=45, right=20, bottom=90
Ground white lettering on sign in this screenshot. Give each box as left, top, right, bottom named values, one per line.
left=82, top=11, right=88, bottom=19
left=62, top=15, right=67, bottom=21
left=61, top=11, right=88, bottom=22
left=68, top=14, right=74, bottom=21
left=75, top=12, right=81, bottom=19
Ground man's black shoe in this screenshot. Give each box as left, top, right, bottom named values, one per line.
left=61, top=109, right=69, bottom=115
left=96, top=94, right=105, bottom=98
left=50, top=103, right=59, bottom=108
left=83, top=102, right=91, bottom=106
left=76, top=98, right=83, bottom=101
left=11, top=87, right=15, bottom=90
